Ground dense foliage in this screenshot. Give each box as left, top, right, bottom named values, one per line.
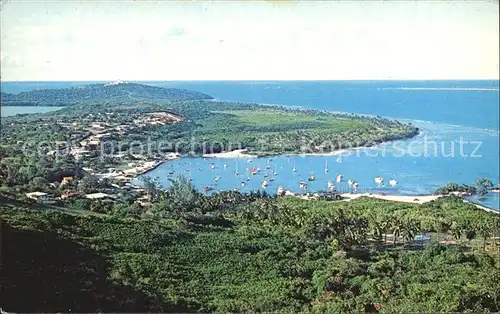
left=0, top=82, right=212, bottom=106
left=1, top=187, right=498, bottom=313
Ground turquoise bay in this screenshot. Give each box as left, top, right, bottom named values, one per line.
left=2, top=80, right=499, bottom=209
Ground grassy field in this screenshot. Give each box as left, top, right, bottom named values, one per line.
left=212, top=109, right=367, bottom=132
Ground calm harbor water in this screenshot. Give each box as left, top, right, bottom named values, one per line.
left=2, top=81, right=499, bottom=209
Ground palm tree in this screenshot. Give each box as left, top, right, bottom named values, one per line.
left=390, top=218, right=402, bottom=247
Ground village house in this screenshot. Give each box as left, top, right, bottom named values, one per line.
left=85, top=192, right=116, bottom=201
left=25, top=192, right=52, bottom=203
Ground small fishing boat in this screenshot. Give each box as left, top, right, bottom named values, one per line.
left=308, top=173, right=315, bottom=181
left=389, top=179, right=398, bottom=187
left=300, top=181, right=307, bottom=189
left=262, top=180, right=269, bottom=188
left=214, top=175, right=220, bottom=183
left=348, top=179, right=355, bottom=186
left=241, top=181, right=246, bottom=186
left=210, top=164, right=215, bottom=169
left=336, top=157, right=342, bottom=163
left=264, top=174, right=268, bottom=178
left=273, top=167, right=278, bottom=176
left=324, top=160, right=329, bottom=173
left=269, top=178, right=275, bottom=182
left=247, top=159, right=253, bottom=163
left=223, top=162, right=228, bottom=168
left=234, top=187, right=239, bottom=192
left=251, top=166, right=258, bottom=175
left=374, top=177, right=384, bottom=184
left=246, top=176, right=250, bottom=181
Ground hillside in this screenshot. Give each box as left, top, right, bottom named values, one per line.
left=0, top=195, right=499, bottom=313
left=0, top=81, right=213, bottom=106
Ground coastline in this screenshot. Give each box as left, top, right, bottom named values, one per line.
left=202, top=149, right=258, bottom=159
left=338, top=193, right=499, bottom=214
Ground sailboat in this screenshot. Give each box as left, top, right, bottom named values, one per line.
left=389, top=179, right=398, bottom=187
left=234, top=160, right=239, bottom=176
left=214, top=175, right=220, bottom=183
left=374, top=177, right=384, bottom=184
left=324, top=160, right=329, bottom=173
left=266, top=160, right=271, bottom=169
left=223, top=162, right=228, bottom=168
left=273, top=166, right=278, bottom=176
left=262, top=180, right=269, bottom=188
left=251, top=166, right=258, bottom=175
left=336, top=174, right=344, bottom=183
left=300, top=181, right=307, bottom=189
left=328, top=180, right=335, bottom=191
left=292, top=161, right=297, bottom=172
left=348, top=179, right=355, bottom=186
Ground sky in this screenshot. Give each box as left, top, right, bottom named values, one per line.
left=1, top=0, right=499, bottom=81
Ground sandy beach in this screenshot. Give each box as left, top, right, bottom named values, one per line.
left=339, top=193, right=442, bottom=204
left=202, top=149, right=257, bottom=159
left=338, top=193, right=499, bottom=213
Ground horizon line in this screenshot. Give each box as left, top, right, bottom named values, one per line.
left=1, top=78, right=499, bottom=83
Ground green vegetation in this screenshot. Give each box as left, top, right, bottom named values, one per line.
left=435, top=178, right=495, bottom=196
left=1, top=90, right=418, bottom=158
left=0, top=82, right=212, bottom=106
left=1, top=177, right=499, bottom=313
left=435, top=183, right=477, bottom=195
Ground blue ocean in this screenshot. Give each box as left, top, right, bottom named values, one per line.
left=2, top=80, right=499, bottom=209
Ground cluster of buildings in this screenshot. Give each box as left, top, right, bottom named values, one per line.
left=24, top=111, right=184, bottom=207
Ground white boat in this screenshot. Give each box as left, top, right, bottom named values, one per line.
left=277, top=186, right=285, bottom=195
left=274, top=167, right=278, bottom=176
left=300, top=181, right=307, bottom=189
left=336, top=157, right=342, bottom=163
left=389, top=179, right=398, bottom=187
left=210, top=164, right=215, bottom=169
left=374, top=177, right=384, bottom=184
left=324, top=160, right=329, bottom=173
left=247, top=159, right=252, bottom=163
left=348, top=179, right=355, bottom=186
left=262, top=180, right=269, bottom=188
left=336, top=174, right=343, bottom=183
left=223, top=163, right=228, bottom=168
left=214, top=175, right=220, bottom=183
